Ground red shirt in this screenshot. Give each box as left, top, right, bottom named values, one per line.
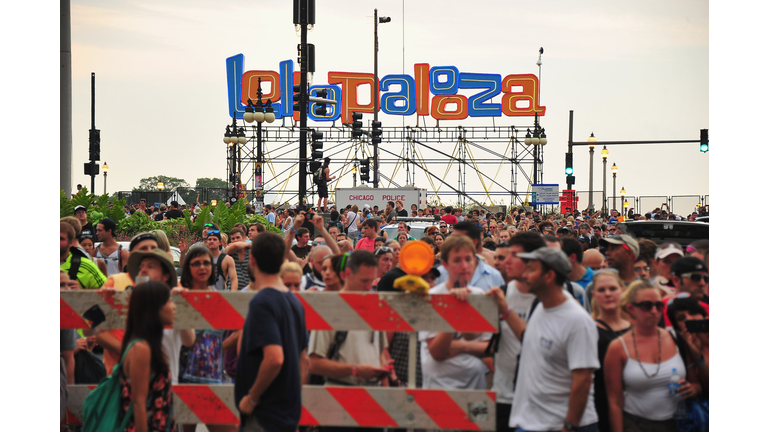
left=355, top=237, right=376, bottom=252
left=441, top=214, right=458, bottom=225
left=662, top=295, right=709, bottom=327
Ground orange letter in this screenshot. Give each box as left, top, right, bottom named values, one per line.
left=414, top=63, right=430, bottom=116
left=241, top=71, right=281, bottom=106
left=501, top=74, right=546, bottom=116
left=327, top=72, right=375, bottom=123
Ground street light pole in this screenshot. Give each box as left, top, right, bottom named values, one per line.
left=243, top=77, right=275, bottom=213
left=373, top=9, right=390, bottom=189
left=601, top=146, right=608, bottom=218
left=611, top=163, right=618, bottom=213
left=588, top=133, right=596, bottom=211
left=103, top=162, right=108, bottom=196
left=620, top=186, right=626, bottom=217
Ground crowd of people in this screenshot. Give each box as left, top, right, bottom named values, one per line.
left=60, top=198, right=709, bottom=432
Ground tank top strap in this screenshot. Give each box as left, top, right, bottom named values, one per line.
left=619, top=336, right=630, bottom=357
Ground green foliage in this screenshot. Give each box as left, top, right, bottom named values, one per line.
left=195, top=177, right=228, bottom=189
left=243, top=214, right=282, bottom=235
left=60, top=190, right=74, bottom=218
left=134, top=175, right=190, bottom=192
left=70, top=187, right=95, bottom=209
left=117, top=211, right=158, bottom=236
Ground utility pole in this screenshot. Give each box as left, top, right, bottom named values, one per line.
left=87, top=73, right=100, bottom=194
left=295, top=0, right=314, bottom=205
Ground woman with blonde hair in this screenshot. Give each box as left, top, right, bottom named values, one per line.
left=279, top=261, right=303, bottom=292
left=604, top=279, right=701, bottom=432
left=591, top=269, right=632, bottom=432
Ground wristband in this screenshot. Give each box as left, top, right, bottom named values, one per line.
left=351, top=364, right=358, bottom=377
left=694, top=356, right=706, bottom=366
left=248, top=394, right=257, bottom=408
left=500, top=306, right=513, bottom=320
left=290, top=226, right=296, bottom=234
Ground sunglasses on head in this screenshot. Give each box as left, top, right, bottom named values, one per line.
left=681, top=272, right=709, bottom=283
left=375, top=246, right=394, bottom=255
left=632, top=301, right=665, bottom=312
left=204, top=223, right=213, bottom=227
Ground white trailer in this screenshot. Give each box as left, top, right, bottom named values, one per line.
left=334, top=186, right=428, bottom=211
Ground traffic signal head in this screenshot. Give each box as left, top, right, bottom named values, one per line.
left=314, top=89, right=328, bottom=116
left=351, top=112, right=363, bottom=138
left=89, top=129, right=101, bottom=161
left=565, top=152, right=573, bottom=175
left=700, top=129, right=709, bottom=153
left=293, top=84, right=303, bottom=112
left=371, top=120, right=382, bottom=145
left=359, top=158, right=370, bottom=182
left=311, top=130, right=323, bottom=159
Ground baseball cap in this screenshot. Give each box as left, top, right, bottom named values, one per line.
left=516, top=247, right=573, bottom=278
left=74, top=205, right=86, bottom=213
left=670, top=256, right=708, bottom=277
left=363, top=204, right=371, bottom=210
left=98, top=218, right=116, bottom=234
left=578, top=235, right=591, bottom=244
left=127, top=248, right=177, bottom=284
left=599, top=234, right=640, bottom=259
left=655, top=244, right=684, bottom=261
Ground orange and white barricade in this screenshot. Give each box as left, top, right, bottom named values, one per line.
left=62, top=290, right=498, bottom=430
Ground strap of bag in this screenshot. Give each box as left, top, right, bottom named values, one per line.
left=217, top=252, right=228, bottom=279
left=326, top=331, right=348, bottom=361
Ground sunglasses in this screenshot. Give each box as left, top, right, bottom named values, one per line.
left=190, top=261, right=212, bottom=268
left=375, top=246, right=394, bottom=255
left=681, top=272, right=709, bottom=283
left=204, top=223, right=213, bottom=227
left=632, top=301, right=665, bottom=312
left=634, top=266, right=651, bottom=273
left=208, top=230, right=221, bottom=235
left=440, top=225, right=447, bottom=228
left=685, top=245, right=698, bottom=253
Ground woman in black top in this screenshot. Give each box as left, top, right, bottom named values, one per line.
left=591, top=269, right=632, bottom=432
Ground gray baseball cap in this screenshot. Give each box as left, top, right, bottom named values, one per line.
left=599, top=234, right=640, bottom=259
left=516, top=247, right=573, bottom=278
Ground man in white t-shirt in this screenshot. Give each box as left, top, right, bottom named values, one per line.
left=508, top=247, right=599, bottom=432
left=486, top=232, right=548, bottom=432
left=420, top=235, right=492, bottom=390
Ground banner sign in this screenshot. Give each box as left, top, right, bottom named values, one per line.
left=531, top=184, right=560, bottom=205
left=226, top=54, right=546, bottom=124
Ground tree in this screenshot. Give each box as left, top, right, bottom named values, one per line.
left=134, top=175, right=191, bottom=192
left=195, top=177, right=228, bottom=189
left=195, top=177, right=229, bottom=203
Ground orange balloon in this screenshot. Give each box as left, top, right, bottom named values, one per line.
left=399, top=241, right=435, bottom=276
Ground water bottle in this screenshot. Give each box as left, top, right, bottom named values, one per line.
left=669, top=368, right=688, bottom=420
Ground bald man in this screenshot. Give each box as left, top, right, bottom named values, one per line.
left=582, top=249, right=604, bottom=271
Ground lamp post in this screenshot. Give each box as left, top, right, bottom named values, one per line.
left=587, top=133, right=596, bottom=211
left=102, top=162, right=109, bottom=196
left=242, top=77, right=275, bottom=212
left=373, top=9, right=390, bottom=188
left=620, top=186, right=626, bottom=217
left=157, top=181, right=165, bottom=205
left=525, top=113, right=547, bottom=211
left=223, top=116, right=247, bottom=204
left=601, top=146, right=608, bottom=218
left=611, top=163, right=618, bottom=213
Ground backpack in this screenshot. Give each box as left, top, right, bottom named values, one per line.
left=81, top=339, right=145, bottom=432
left=313, top=166, right=324, bottom=184
left=216, top=252, right=229, bottom=280
left=67, top=247, right=92, bottom=288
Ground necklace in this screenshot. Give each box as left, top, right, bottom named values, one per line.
left=631, top=327, right=662, bottom=378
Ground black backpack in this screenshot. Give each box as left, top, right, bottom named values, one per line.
left=313, top=166, right=324, bottom=184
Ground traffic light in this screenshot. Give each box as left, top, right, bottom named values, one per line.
left=314, top=89, right=328, bottom=116
left=89, top=129, right=101, bottom=161
left=311, top=130, right=323, bottom=159
left=566, top=175, right=576, bottom=185
left=565, top=152, right=573, bottom=175
left=700, top=129, right=709, bottom=153
left=351, top=112, right=363, bottom=138
left=293, top=84, right=304, bottom=112
left=359, top=158, right=370, bottom=182
left=371, top=120, right=382, bottom=146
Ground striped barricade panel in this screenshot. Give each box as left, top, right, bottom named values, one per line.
left=60, top=291, right=498, bottom=332
left=66, top=384, right=496, bottom=430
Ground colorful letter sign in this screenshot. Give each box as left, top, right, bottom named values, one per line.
left=226, top=54, right=546, bottom=122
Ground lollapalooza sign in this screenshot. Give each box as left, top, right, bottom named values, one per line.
left=226, top=54, right=546, bottom=124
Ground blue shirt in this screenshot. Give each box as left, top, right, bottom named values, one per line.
left=434, top=255, right=504, bottom=292
left=266, top=212, right=276, bottom=225
left=573, top=267, right=594, bottom=290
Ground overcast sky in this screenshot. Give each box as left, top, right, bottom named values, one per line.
left=65, top=0, right=709, bottom=210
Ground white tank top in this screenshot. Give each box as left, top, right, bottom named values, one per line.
left=619, top=337, right=686, bottom=421
left=95, top=244, right=122, bottom=277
